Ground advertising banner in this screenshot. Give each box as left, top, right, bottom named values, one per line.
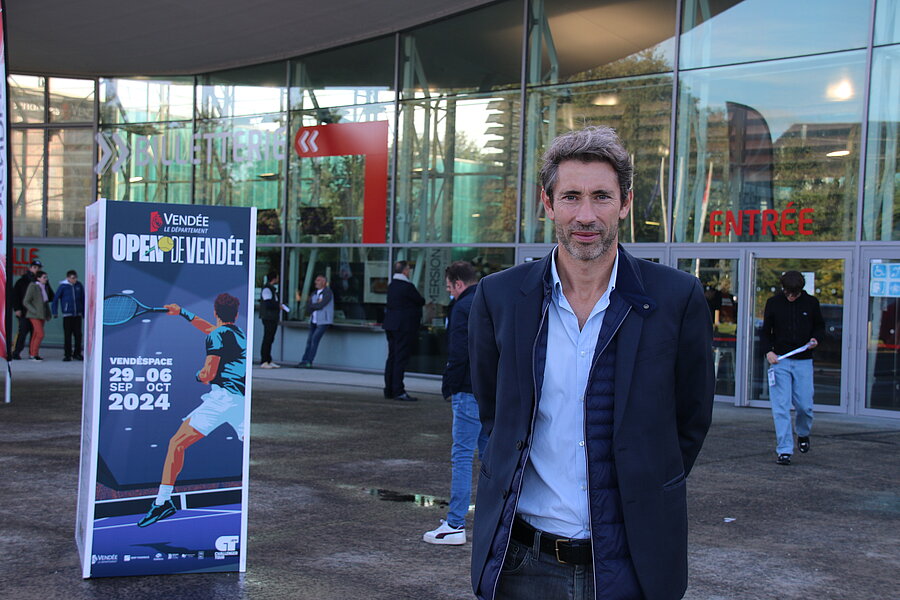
left=76, top=199, right=256, bottom=578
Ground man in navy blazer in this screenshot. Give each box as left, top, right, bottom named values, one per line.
left=469, top=126, right=714, bottom=600
left=383, top=260, right=425, bottom=401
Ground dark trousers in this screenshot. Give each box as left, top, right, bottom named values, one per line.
left=260, top=319, right=278, bottom=364
left=12, top=314, right=32, bottom=357
left=384, top=329, right=414, bottom=397
left=63, top=315, right=83, bottom=358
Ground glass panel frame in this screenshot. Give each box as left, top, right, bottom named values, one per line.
left=100, top=76, right=195, bottom=124
left=862, top=45, right=900, bottom=241
left=674, top=52, right=866, bottom=243
left=396, top=93, right=520, bottom=244
left=521, top=75, right=673, bottom=245
left=680, top=0, right=870, bottom=70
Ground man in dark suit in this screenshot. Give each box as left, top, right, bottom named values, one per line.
left=468, top=126, right=714, bottom=600
left=383, top=260, right=425, bottom=401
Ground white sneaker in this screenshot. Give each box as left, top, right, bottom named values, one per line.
left=270, top=362, right=281, bottom=368
left=259, top=362, right=274, bottom=369
left=423, top=520, right=466, bottom=545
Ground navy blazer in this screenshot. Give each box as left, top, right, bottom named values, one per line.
left=382, top=277, right=425, bottom=332
left=468, top=246, right=715, bottom=600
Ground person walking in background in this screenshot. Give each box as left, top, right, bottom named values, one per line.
left=11, top=260, right=43, bottom=360
left=761, top=270, right=825, bottom=466
left=259, top=271, right=282, bottom=369
left=382, top=261, right=425, bottom=402
left=423, top=261, right=486, bottom=546
left=23, top=270, right=53, bottom=361
left=52, top=269, right=85, bottom=361
left=297, top=274, right=333, bottom=368
left=468, top=126, right=714, bottom=600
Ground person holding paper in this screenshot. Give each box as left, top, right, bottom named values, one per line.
left=760, top=270, right=826, bottom=466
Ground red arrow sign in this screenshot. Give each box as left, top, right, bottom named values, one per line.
left=294, top=121, right=389, bottom=244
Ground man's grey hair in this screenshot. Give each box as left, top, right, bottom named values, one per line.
left=540, top=126, right=633, bottom=204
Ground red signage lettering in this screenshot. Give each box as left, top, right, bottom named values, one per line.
left=709, top=203, right=813, bottom=237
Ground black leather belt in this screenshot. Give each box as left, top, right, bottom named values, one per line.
left=511, top=517, right=592, bottom=565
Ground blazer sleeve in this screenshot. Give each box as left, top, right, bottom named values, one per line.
left=675, top=279, right=715, bottom=476
left=469, top=281, right=498, bottom=437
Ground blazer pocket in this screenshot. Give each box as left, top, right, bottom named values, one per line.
left=634, top=339, right=677, bottom=363
left=662, top=471, right=685, bottom=491
left=479, top=462, right=492, bottom=480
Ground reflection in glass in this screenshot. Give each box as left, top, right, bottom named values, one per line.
left=401, top=0, right=522, bottom=98
left=288, top=107, right=394, bottom=244
left=390, top=247, right=515, bottom=375
left=197, top=63, right=286, bottom=119
left=396, top=94, right=518, bottom=244
left=675, top=53, right=865, bottom=243
left=194, top=115, right=286, bottom=242
left=866, top=260, right=900, bottom=411
left=96, top=123, right=193, bottom=206
left=527, top=0, right=674, bottom=85
left=100, top=77, right=194, bottom=124
left=290, top=37, right=396, bottom=110
left=48, top=78, right=95, bottom=122
left=678, top=258, right=739, bottom=396
left=47, top=129, right=94, bottom=238
left=862, top=46, right=900, bottom=240
left=680, top=0, right=869, bottom=69
left=875, top=0, right=900, bottom=45
left=9, top=75, right=46, bottom=123
left=522, top=76, right=672, bottom=244
left=10, top=129, right=45, bottom=236
left=284, top=247, right=391, bottom=326
left=749, top=258, right=843, bottom=406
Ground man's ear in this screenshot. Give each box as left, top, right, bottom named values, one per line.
left=619, top=189, right=633, bottom=220
left=541, top=188, right=555, bottom=221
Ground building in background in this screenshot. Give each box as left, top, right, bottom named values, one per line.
left=8, top=0, right=900, bottom=420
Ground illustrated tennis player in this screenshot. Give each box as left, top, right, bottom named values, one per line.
left=138, top=292, right=247, bottom=527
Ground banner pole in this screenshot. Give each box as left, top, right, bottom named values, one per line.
left=4, top=359, right=9, bottom=403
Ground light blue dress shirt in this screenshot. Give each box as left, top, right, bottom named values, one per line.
left=517, top=248, right=619, bottom=539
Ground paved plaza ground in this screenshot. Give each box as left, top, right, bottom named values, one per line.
left=1, top=349, right=898, bottom=599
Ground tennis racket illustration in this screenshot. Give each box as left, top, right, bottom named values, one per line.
left=103, top=295, right=169, bottom=326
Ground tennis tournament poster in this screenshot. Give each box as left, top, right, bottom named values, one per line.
left=76, top=199, right=257, bottom=578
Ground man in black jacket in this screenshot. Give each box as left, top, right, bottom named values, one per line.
left=382, top=260, right=425, bottom=401
left=258, top=271, right=281, bottom=369
left=12, top=260, right=45, bottom=360
left=760, top=270, right=826, bottom=465
left=423, top=260, right=485, bottom=545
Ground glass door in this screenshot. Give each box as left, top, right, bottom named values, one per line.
left=747, top=251, right=851, bottom=413
left=859, top=249, right=900, bottom=417
left=672, top=249, right=743, bottom=403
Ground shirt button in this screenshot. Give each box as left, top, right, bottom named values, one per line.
left=581, top=485, right=587, bottom=491
left=579, top=441, right=585, bottom=447
left=580, top=350, right=586, bottom=357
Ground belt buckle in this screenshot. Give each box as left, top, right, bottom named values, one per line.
left=554, top=538, right=571, bottom=564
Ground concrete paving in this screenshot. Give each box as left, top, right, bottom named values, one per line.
left=1, top=349, right=898, bottom=599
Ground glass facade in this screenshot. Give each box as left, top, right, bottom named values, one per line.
left=8, top=0, right=900, bottom=415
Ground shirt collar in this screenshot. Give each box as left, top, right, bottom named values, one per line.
left=393, top=273, right=410, bottom=282
left=550, top=246, right=618, bottom=302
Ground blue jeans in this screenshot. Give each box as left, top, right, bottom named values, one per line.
left=768, top=358, right=814, bottom=455
left=495, top=536, right=595, bottom=600
left=301, top=323, right=329, bottom=364
left=447, top=392, right=488, bottom=528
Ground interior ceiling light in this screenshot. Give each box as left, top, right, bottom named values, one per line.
left=826, top=150, right=851, bottom=157
left=591, top=94, right=618, bottom=106
left=826, top=80, right=854, bottom=101
left=471, top=213, right=481, bottom=218
left=128, top=176, right=144, bottom=183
